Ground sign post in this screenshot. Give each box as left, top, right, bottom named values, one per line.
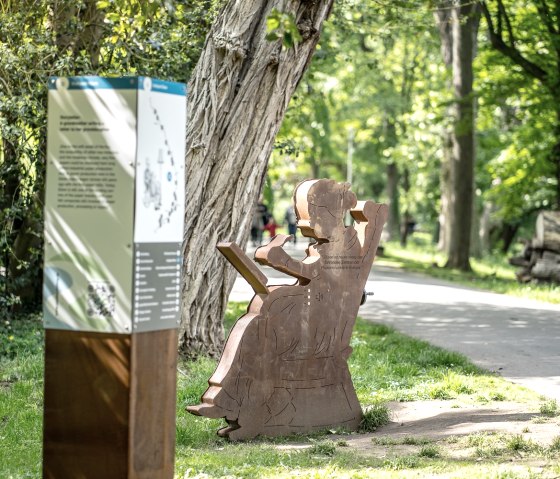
left=42, top=76, right=186, bottom=479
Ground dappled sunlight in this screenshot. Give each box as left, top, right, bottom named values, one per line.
left=359, top=267, right=560, bottom=402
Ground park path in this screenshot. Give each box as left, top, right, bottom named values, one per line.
left=229, top=241, right=560, bottom=402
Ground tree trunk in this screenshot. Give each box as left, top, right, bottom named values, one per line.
left=399, top=167, right=411, bottom=247
left=386, top=162, right=400, bottom=241
left=437, top=129, right=453, bottom=252
left=479, top=201, right=495, bottom=253
left=179, top=0, right=334, bottom=357
left=553, top=111, right=560, bottom=210
left=470, top=195, right=481, bottom=258
left=51, top=0, right=105, bottom=68
left=500, top=221, right=519, bottom=254
left=444, top=2, right=479, bottom=271
left=435, top=2, right=453, bottom=253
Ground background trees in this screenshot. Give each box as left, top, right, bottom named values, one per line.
left=0, top=0, right=217, bottom=311
left=1, top=0, right=559, bottom=353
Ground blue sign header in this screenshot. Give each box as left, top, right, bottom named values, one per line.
left=48, top=76, right=186, bottom=96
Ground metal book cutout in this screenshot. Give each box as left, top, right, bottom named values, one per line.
left=188, top=179, right=388, bottom=440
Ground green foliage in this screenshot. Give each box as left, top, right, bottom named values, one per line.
left=0, top=312, right=44, bottom=478
left=270, top=0, right=447, bottom=235
left=505, top=434, right=537, bottom=453
left=383, top=454, right=421, bottom=470
left=308, top=439, right=337, bottom=457
left=549, top=436, right=560, bottom=452
left=359, top=403, right=390, bottom=432
left=268, top=0, right=559, bottom=259
left=266, top=8, right=302, bottom=49
left=539, top=399, right=559, bottom=417
left=0, top=0, right=221, bottom=306
left=418, top=444, right=440, bottom=458
left=0, top=313, right=43, bottom=360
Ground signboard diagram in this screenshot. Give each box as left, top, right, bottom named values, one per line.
left=44, top=76, right=187, bottom=334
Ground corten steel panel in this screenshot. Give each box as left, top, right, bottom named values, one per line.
left=188, top=179, right=388, bottom=440
left=43, top=329, right=177, bottom=479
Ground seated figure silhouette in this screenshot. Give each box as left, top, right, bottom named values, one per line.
left=188, top=179, right=388, bottom=440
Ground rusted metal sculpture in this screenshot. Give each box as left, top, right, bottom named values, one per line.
left=188, top=179, right=388, bottom=440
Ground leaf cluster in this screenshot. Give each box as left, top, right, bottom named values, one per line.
left=0, top=0, right=220, bottom=305
left=266, top=8, right=302, bottom=49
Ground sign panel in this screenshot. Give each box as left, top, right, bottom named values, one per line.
left=44, top=76, right=186, bottom=333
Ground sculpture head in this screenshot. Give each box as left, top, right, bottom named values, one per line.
left=294, top=179, right=357, bottom=241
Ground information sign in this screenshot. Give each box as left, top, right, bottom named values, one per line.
left=43, top=76, right=186, bottom=333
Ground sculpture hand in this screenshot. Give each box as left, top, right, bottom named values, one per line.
left=254, top=234, right=293, bottom=266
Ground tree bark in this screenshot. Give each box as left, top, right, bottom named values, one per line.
left=444, top=2, right=480, bottom=271
left=479, top=201, right=495, bottom=253
left=399, top=167, right=411, bottom=247
left=51, top=0, right=105, bottom=68
left=179, top=0, right=334, bottom=357
left=435, top=2, right=453, bottom=253
left=437, top=132, right=453, bottom=251
left=386, top=162, right=400, bottom=241
left=553, top=116, right=560, bottom=210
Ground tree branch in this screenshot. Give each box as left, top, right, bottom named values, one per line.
left=496, top=0, right=515, bottom=46
left=534, top=0, right=560, bottom=64
left=480, top=1, right=549, bottom=84
left=535, top=0, right=557, bottom=37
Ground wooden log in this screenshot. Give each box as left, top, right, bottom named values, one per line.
left=43, top=329, right=177, bottom=479
left=534, top=211, right=560, bottom=252
left=515, top=268, right=533, bottom=283
left=531, top=258, right=560, bottom=282
left=522, top=242, right=534, bottom=261
left=509, top=256, right=530, bottom=267
left=542, top=250, right=560, bottom=263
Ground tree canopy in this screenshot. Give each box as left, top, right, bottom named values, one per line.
left=1, top=0, right=558, bottom=348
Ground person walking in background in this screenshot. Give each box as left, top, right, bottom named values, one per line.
left=251, top=203, right=265, bottom=246
left=284, top=205, right=297, bottom=243
left=264, top=214, right=278, bottom=238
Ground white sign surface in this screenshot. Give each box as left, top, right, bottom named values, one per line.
left=44, top=76, right=186, bottom=334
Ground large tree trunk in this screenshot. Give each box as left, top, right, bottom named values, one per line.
left=444, top=1, right=479, bottom=271
left=553, top=117, right=560, bottom=210
left=179, top=0, right=334, bottom=357
left=435, top=2, right=453, bottom=253
left=399, top=167, right=411, bottom=247
left=470, top=196, right=481, bottom=258
left=385, top=162, right=400, bottom=241
left=51, top=0, right=105, bottom=68
left=479, top=201, right=495, bottom=253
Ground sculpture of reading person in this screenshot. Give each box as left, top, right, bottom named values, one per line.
left=188, top=179, right=388, bottom=440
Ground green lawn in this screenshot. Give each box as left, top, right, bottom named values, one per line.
left=3, top=304, right=559, bottom=478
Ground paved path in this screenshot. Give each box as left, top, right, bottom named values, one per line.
left=229, top=242, right=560, bottom=401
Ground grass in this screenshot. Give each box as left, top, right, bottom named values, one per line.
left=0, top=314, right=44, bottom=478
left=377, top=232, right=560, bottom=304
left=1, top=304, right=557, bottom=478
left=539, top=399, right=559, bottom=417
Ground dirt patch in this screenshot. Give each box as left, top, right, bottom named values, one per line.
left=344, top=400, right=560, bottom=455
